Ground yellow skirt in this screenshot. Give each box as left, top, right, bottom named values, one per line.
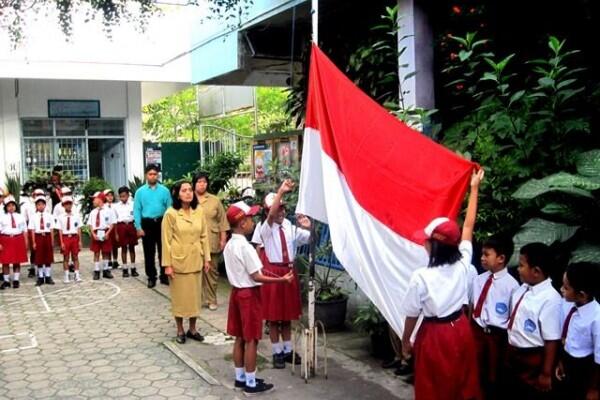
left=169, top=271, right=202, bottom=318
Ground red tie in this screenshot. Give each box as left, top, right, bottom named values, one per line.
left=561, top=306, right=577, bottom=342
left=95, top=211, right=101, bottom=228
left=66, top=216, right=71, bottom=230
left=40, top=213, right=45, bottom=230
left=279, top=226, right=290, bottom=264
left=473, top=274, right=494, bottom=318
left=508, top=287, right=530, bottom=330
left=10, top=213, right=16, bottom=228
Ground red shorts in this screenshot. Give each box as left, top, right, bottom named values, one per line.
left=90, top=238, right=112, bottom=254
left=33, top=233, right=54, bottom=265
left=227, top=287, right=263, bottom=341
left=115, top=223, right=138, bottom=247
left=0, top=234, right=28, bottom=264
left=472, top=322, right=508, bottom=385
left=259, top=250, right=302, bottom=321
left=61, top=235, right=80, bottom=257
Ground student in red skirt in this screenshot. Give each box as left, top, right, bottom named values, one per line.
left=0, top=195, right=28, bottom=289
left=555, top=262, right=600, bottom=400
left=400, top=169, right=484, bottom=400
left=103, top=189, right=119, bottom=269
left=113, top=187, right=139, bottom=278
left=88, top=192, right=114, bottom=280
left=471, top=236, right=519, bottom=399
left=255, top=179, right=311, bottom=369
left=224, top=201, right=294, bottom=395
left=28, top=196, right=55, bottom=286
left=56, top=196, right=82, bottom=283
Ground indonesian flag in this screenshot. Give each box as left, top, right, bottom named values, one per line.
left=296, top=44, right=476, bottom=335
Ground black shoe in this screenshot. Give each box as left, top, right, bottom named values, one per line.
left=1, top=281, right=10, bottom=289
left=234, top=378, right=265, bottom=390
left=159, top=276, right=169, bottom=286
left=186, top=331, right=204, bottom=342
left=45, top=277, right=55, bottom=285
left=243, top=381, right=274, bottom=396
left=122, top=269, right=130, bottom=278
left=382, top=359, right=402, bottom=369
left=394, top=363, right=413, bottom=376
left=35, top=278, right=45, bottom=286
left=112, top=261, right=119, bottom=269
left=402, top=374, right=414, bottom=385
left=102, top=270, right=114, bottom=279
left=175, top=334, right=186, bottom=344
left=283, top=351, right=301, bottom=365
left=12, top=280, right=20, bottom=289
left=28, top=268, right=35, bottom=278
left=272, top=353, right=285, bottom=369
left=147, top=280, right=156, bottom=288
left=93, top=271, right=101, bottom=280
left=131, top=268, right=139, bottom=277
left=68, top=263, right=75, bottom=273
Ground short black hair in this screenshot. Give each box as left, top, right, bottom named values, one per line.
left=566, top=262, right=600, bottom=300
left=482, top=235, right=514, bottom=263
left=192, top=172, right=210, bottom=190
left=145, top=164, right=160, bottom=174
left=520, top=243, right=553, bottom=277
left=428, top=240, right=462, bottom=267
left=171, top=181, right=198, bottom=210
left=118, top=186, right=130, bottom=195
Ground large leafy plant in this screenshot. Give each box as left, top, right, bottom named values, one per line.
left=353, top=300, right=388, bottom=336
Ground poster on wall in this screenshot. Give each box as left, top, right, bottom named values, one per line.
left=145, top=147, right=163, bottom=180
left=277, top=140, right=299, bottom=167
left=253, top=144, right=272, bottom=182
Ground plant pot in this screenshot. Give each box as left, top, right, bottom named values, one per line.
left=370, top=330, right=394, bottom=359
left=315, top=296, right=348, bottom=331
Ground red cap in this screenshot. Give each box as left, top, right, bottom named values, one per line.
left=414, top=217, right=461, bottom=246
left=226, top=201, right=260, bottom=225
left=92, top=191, right=106, bottom=202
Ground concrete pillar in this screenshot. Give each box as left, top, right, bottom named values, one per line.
left=0, top=79, right=22, bottom=183
left=397, top=0, right=435, bottom=109
left=125, top=81, right=144, bottom=180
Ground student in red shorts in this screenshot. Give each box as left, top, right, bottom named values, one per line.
left=28, top=195, right=55, bottom=286
left=113, top=186, right=138, bottom=278
left=88, top=192, right=114, bottom=280
left=56, top=196, right=82, bottom=283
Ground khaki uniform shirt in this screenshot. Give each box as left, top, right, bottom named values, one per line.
left=161, top=207, right=211, bottom=274
left=198, top=193, right=230, bottom=254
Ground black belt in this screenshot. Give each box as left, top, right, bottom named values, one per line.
left=424, top=309, right=463, bottom=323
left=473, top=322, right=506, bottom=335
left=142, top=217, right=162, bottom=222
left=508, top=345, right=544, bottom=354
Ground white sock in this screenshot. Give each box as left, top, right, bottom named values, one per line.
left=245, top=370, right=256, bottom=388
left=272, top=342, right=283, bottom=355
left=44, top=266, right=51, bottom=277
left=64, top=271, right=70, bottom=280
left=75, top=270, right=81, bottom=279
left=103, top=260, right=110, bottom=270
left=235, top=367, right=245, bottom=381
left=38, top=268, right=44, bottom=278
left=13, top=272, right=20, bottom=281
left=94, top=262, right=100, bottom=272
left=3, top=275, right=9, bottom=282
left=283, top=341, right=293, bottom=354
left=123, top=264, right=128, bottom=270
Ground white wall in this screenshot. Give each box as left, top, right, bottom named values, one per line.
left=126, top=82, right=144, bottom=180
left=0, top=79, right=22, bottom=180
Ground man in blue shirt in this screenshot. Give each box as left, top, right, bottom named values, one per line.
left=134, top=164, right=172, bottom=288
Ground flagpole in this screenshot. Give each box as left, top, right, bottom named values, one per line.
left=312, top=0, right=319, bottom=44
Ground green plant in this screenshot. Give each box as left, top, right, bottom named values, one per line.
left=296, top=239, right=347, bottom=302
left=81, top=177, right=112, bottom=222
left=353, top=301, right=388, bottom=337
left=128, top=176, right=144, bottom=196
left=28, top=168, right=80, bottom=191
left=197, top=152, right=243, bottom=194
left=4, top=173, right=21, bottom=205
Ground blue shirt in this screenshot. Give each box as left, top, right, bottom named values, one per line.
left=133, top=183, right=172, bottom=229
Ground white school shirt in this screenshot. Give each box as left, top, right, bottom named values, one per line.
left=257, top=218, right=310, bottom=263
left=472, top=268, right=520, bottom=329
left=400, top=240, right=473, bottom=318
left=87, top=208, right=113, bottom=231
left=103, top=204, right=118, bottom=224
left=20, top=199, right=35, bottom=223
left=113, top=201, right=134, bottom=223
left=56, top=212, right=82, bottom=235
left=28, top=211, right=55, bottom=233
left=508, top=278, right=562, bottom=348
left=224, top=233, right=263, bottom=288
left=0, top=212, right=27, bottom=235
left=560, top=299, right=600, bottom=363
left=251, top=221, right=263, bottom=245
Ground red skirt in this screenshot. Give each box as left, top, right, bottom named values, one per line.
left=259, top=250, right=302, bottom=322
left=33, top=233, right=54, bottom=265
left=227, top=286, right=263, bottom=341
left=0, top=234, right=28, bottom=264
left=62, top=235, right=80, bottom=256
left=413, top=313, right=481, bottom=400
left=115, top=223, right=138, bottom=247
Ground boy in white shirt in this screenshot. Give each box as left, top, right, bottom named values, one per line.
left=88, top=192, right=114, bottom=280
left=224, top=201, right=293, bottom=396
left=28, top=196, right=55, bottom=286
left=113, top=187, right=139, bottom=278
left=103, top=189, right=120, bottom=269
left=56, top=196, right=82, bottom=283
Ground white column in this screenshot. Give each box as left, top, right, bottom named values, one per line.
left=0, top=79, right=22, bottom=182
left=125, top=81, right=144, bottom=180
left=397, top=0, right=435, bottom=109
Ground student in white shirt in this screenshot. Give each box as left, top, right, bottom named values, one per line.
left=505, top=242, right=562, bottom=398
left=0, top=196, right=28, bottom=289
left=88, top=192, right=114, bottom=280
left=25, top=188, right=45, bottom=278
left=103, top=189, right=120, bottom=269
left=28, top=196, right=55, bottom=286
left=113, top=187, right=139, bottom=278
left=471, top=235, right=519, bottom=399
left=399, top=169, right=484, bottom=400
left=556, top=262, right=600, bottom=400
left=224, top=201, right=293, bottom=396
left=55, top=196, right=82, bottom=283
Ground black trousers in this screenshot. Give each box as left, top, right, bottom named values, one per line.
left=141, top=218, right=165, bottom=281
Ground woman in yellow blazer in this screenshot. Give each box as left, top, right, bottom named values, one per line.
left=162, top=181, right=211, bottom=344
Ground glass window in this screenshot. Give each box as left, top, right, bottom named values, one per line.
left=56, top=119, right=85, bottom=136
left=22, top=119, right=53, bottom=137
left=87, top=119, right=124, bottom=136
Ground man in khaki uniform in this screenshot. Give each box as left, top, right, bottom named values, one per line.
left=193, top=173, right=230, bottom=311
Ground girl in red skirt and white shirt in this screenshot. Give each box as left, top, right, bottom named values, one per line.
left=257, top=179, right=311, bottom=369
left=0, top=195, right=28, bottom=289
left=28, top=196, right=55, bottom=286
left=400, top=169, right=484, bottom=400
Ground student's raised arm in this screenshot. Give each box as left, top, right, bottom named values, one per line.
left=461, top=169, right=484, bottom=243
left=266, top=179, right=294, bottom=227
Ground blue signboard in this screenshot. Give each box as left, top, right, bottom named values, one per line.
left=48, top=100, right=101, bottom=118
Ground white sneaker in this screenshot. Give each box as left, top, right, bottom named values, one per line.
left=63, top=278, right=70, bottom=283
left=75, top=276, right=82, bottom=283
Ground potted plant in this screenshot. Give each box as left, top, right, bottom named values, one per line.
left=353, top=301, right=394, bottom=359
left=314, top=266, right=348, bottom=331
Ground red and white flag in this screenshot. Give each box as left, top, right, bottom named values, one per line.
left=296, top=44, right=476, bottom=335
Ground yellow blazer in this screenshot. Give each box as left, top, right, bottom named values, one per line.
left=161, top=207, right=211, bottom=274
